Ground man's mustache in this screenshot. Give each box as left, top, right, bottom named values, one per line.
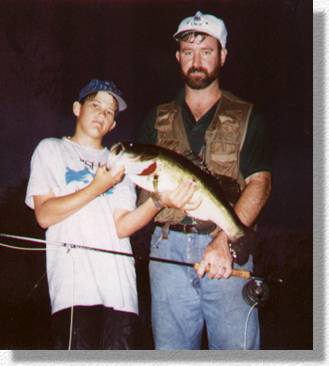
left=188, top=67, right=208, bottom=75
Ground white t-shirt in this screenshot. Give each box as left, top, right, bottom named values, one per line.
left=25, top=137, right=138, bottom=315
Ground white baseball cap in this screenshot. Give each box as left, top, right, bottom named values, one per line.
left=173, top=11, right=228, bottom=49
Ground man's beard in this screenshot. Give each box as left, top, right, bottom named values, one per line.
left=181, top=64, right=220, bottom=89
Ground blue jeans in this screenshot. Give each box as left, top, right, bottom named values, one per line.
left=149, top=227, right=260, bottom=350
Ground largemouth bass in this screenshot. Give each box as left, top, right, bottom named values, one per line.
left=108, top=142, right=254, bottom=264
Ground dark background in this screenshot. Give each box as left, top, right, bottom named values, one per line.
left=0, top=0, right=312, bottom=350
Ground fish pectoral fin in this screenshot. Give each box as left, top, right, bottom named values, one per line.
left=184, top=195, right=214, bottom=222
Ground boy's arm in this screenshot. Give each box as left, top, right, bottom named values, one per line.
left=113, top=197, right=160, bottom=238
left=33, top=166, right=124, bottom=229
left=113, top=180, right=196, bottom=238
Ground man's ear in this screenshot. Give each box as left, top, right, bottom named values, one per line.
left=72, top=101, right=81, bottom=117
left=108, top=121, right=116, bottom=132
left=220, top=48, right=228, bottom=67
left=175, top=50, right=181, bottom=63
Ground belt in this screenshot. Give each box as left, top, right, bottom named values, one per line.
left=156, top=222, right=217, bottom=235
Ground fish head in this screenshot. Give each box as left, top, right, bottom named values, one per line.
left=108, top=142, right=158, bottom=177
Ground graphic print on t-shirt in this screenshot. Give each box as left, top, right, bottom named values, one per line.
left=65, top=166, right=94, bottom=184
left=65, top=165, right=113, bottom=195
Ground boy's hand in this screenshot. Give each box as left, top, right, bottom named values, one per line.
left=90, top=165, right=125, bottom=196
left=158, top=180, right=197, bottom=209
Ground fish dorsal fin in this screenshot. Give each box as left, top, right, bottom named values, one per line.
left=182, top=150, right=241, bottom=205
left=182, top=150, right=211, bottom=174
left=138, top=162, right=157, bottom=176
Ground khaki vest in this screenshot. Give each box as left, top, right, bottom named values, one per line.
left=152, top=91, right=253, bottom=224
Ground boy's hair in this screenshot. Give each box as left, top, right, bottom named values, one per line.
left=79, top=92, right=98, bottom=104
left=80, top=92, right=119, bottom=113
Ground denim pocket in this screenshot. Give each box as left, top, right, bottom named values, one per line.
left=150, top=227, right=165, bottom=250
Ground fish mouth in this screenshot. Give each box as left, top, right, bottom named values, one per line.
left=110, top=142, right=125, bottom=156
left=108, top=142, right=157, bottom=176
left=108, top=142, right=126, bottom=169
left=110, top=142, right=142, bottom=162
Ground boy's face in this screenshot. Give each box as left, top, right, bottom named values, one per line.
left=73, top=91, right=118, bottom=141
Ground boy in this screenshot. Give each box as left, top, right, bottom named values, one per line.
left=25, top=79, right=194, bottom=349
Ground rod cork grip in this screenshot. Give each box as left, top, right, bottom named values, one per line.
left=231, top=269, right=251, bottom=279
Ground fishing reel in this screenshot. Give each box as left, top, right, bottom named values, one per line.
left=242, top=277, right=270, bottom=307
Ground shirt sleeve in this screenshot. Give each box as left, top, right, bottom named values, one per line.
left=25, top=139, right=57, bottom=209
left=240, top=108, right=272, bottom=178
left=136, top=107, right=158, bottom=144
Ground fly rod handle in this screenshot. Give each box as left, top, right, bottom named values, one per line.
left=194, top=263, right=251, bottom=279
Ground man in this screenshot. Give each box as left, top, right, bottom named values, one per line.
left=25, top=79, right=194, bottom=349
left=138, top=11, right=272, bottom=349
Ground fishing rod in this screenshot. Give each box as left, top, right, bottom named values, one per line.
left=0, top=232, right=253, bottom=280
left=0, top=232, right=279, bottom=350
left=1, top=232, right=284, bottom=307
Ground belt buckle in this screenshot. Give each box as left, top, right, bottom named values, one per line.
left=189, top=220, right=198, bottom=234
left=194, top=226, right=200, bottom=234
left=183, top=224, right=189, bottom=233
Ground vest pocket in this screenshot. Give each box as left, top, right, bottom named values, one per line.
left=210, top=142, right=238, bottom=177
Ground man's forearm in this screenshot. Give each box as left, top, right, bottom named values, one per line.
left=234, top=171, right=271, bottom=227
left=198, top=171, right=271, bottom=277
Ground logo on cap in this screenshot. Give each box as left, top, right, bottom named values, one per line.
left=189, top=11, right=208, bottom=27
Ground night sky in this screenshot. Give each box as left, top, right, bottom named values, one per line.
left=0, top=0, right=312, bottom=211
left=0, top=0, right=312, bottom=350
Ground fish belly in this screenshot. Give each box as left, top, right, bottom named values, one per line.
left=128, top=174, right=156, bottom=192
left=129, top=168, right=243, bottom=241
left=186, top=195, right=243, bottom=240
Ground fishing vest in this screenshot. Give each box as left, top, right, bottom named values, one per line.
left=153, top=90, right=253, bottom=224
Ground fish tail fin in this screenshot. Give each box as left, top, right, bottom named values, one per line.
left=229, top=227, right=258, bottom=266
